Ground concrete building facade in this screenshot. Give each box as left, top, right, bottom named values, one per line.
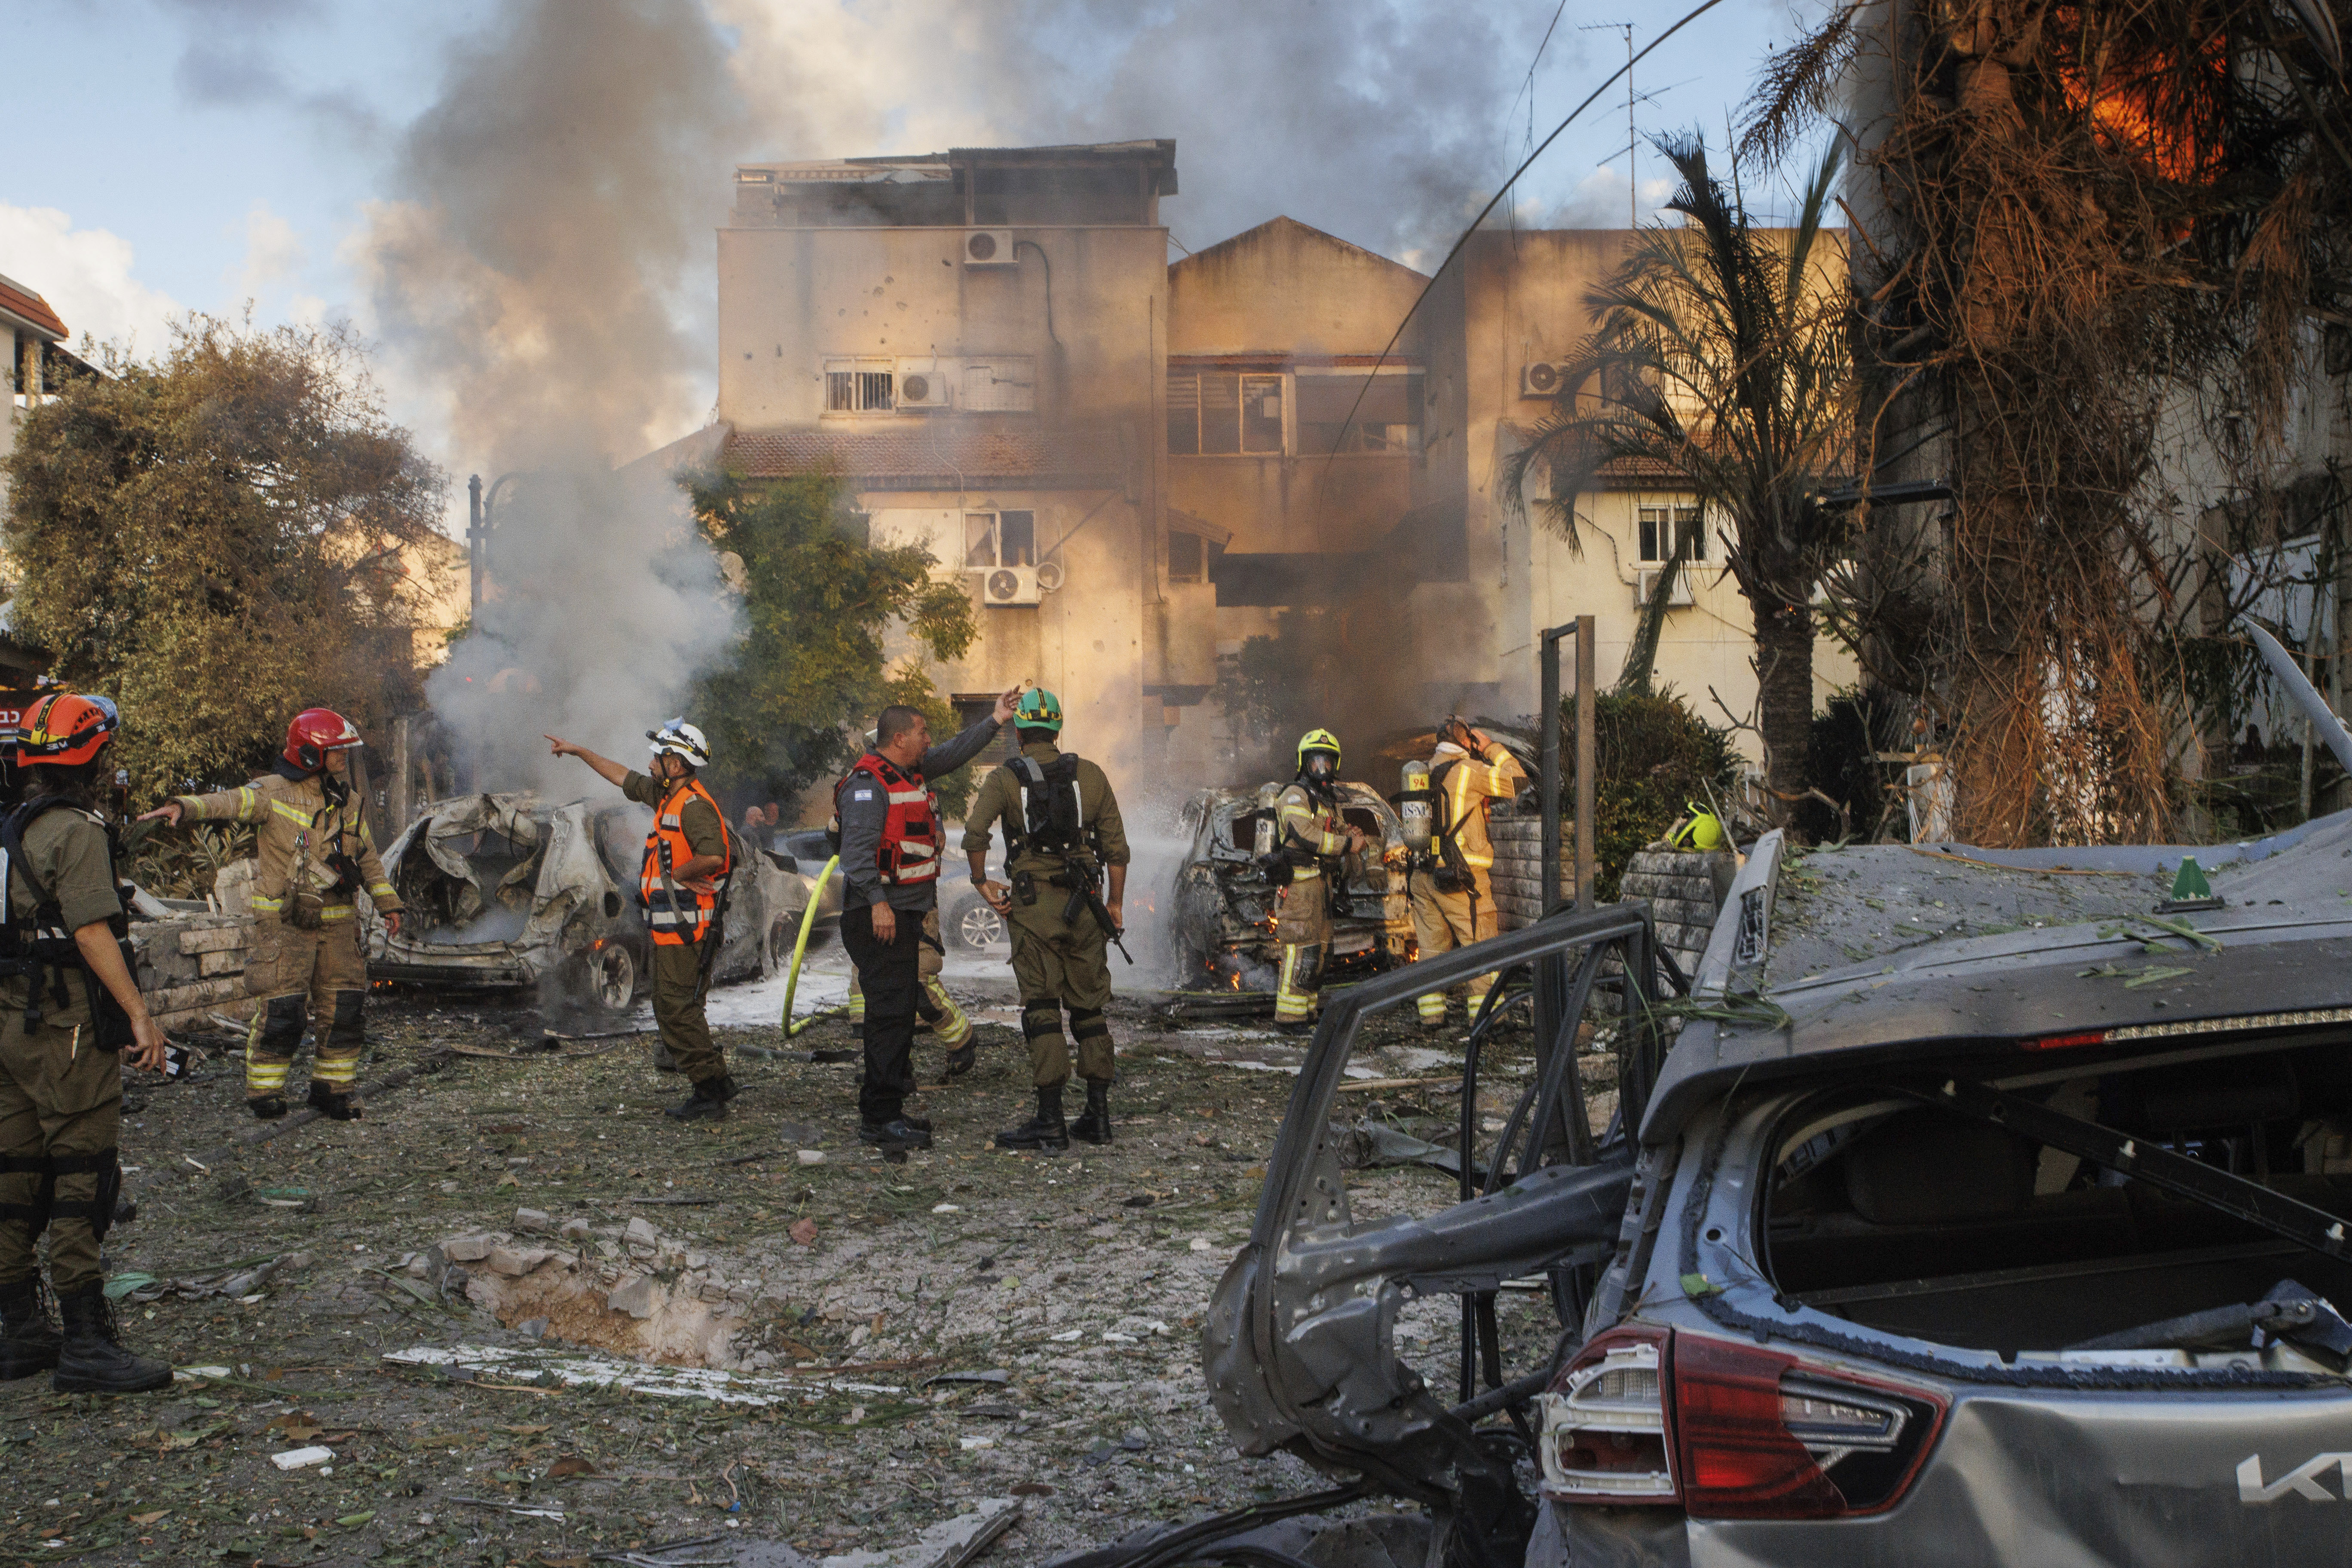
left=709, top=141, right=1855, bottom=798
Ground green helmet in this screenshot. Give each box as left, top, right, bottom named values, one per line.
left=1015, top=687, right=1064, bottom=733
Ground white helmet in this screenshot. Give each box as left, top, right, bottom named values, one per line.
left=647, top=718, right=710, bottom=769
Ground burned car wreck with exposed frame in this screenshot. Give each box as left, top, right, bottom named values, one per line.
left=1186, top=808, right=2352, bottom=1568
left=373, top=793, right=806, bottom=1014
left=1170, top=781, right=1414, bottom=989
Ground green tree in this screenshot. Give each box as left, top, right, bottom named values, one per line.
left=1511, top=136, right=1852, bottom=827
left=687, top=471, right=981, bottom=813
left=3, top=315, right=447, bottom=798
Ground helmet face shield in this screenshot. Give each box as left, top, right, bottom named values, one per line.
left=1302, top=749, right=1339, bottom=782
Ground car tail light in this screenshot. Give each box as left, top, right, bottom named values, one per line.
left=1540, top=1328, right=1946, bottom=1518
left=1537, top=1326, right=1677, bottom=1504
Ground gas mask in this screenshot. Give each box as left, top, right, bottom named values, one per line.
left=1302, top=750, right=1339, bottom=784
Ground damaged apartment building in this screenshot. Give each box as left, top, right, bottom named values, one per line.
left=693, top=141, right=1854, bottom=790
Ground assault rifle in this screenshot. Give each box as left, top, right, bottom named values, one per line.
left=1059, top=860, right=1134, bottom=965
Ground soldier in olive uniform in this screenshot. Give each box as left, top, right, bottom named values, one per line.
left=964, top=689, right=1130, bottom=1150
left=0, top=693, right=174, bottom=1393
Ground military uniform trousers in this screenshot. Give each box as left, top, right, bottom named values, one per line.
left=650, top=939, right=726, bottom=1087
left=846, top=910, right=970, bottom=1049
left=245, top=911, right=370, bottom=1101
left=1412, top=870, right=1502, bottom=1025
left=0, top=1004, right=122, bottom=1295
left=1007, top=893, right=1114, bottom=1087
left=1272, top=876, right=1335, bottom=1027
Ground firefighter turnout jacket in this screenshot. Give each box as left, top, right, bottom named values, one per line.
left=1274, top=782, right=1351, bottom=882
left=1430, top=738, right=1527, bottom=876
left=173, top=763, right=401, bottom=927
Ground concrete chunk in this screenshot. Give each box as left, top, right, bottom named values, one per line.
left=442, top=1234, right=496, bottom=1263
left=558, top=1218, right=593, bottom=1240
left=514, top=1208, right=553, bottom=1233
left=486, top=1245, right=552, bottom=1278
left=624, top=1217, right=658, bottom=1248
left=606, top=1275, right=658, bottom=1319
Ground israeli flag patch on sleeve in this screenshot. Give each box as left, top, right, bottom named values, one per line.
left=853, top=789, right=874, bottom=802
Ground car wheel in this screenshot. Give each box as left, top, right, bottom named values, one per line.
left=953, top=895, right=1004, bottom=952
left=594, top=943, right=636, bottom=1013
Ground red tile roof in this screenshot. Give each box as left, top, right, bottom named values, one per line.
left=725, top=423, right=1128, bottom=491
left=0, top=277, right=66, bottom=340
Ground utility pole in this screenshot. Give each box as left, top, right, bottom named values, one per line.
left=1581, top=22, right=1636, bottom=228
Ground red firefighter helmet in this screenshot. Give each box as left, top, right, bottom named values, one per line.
left=284, top=708, right=363, bottom=772
left=16, top=692, right=120, bottom=768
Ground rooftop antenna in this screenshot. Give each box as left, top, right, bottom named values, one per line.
left=1580, top=21, right=1636, bottom=228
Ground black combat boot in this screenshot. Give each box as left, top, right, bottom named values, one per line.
left=305, top=1081, right=361, bottom=1121
left=665, top=1074, right=738, bottom=1122
left=52, top=1284, right=172, bottom=1394
left=994, top=1085, right=1069, bottom=1152
left=0, top=1277, right=60, bottom=1380
left=246, top=1095, right=287, bottom=1120
left=858, top=1117, right=934, bottom=1150
left=1069, top=1080, right=1114, bottom=1146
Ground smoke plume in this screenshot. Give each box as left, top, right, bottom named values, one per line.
left=357, top=0, right=750, bottom=789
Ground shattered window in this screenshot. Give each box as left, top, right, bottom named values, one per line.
left=1167, top=371, right=1200, bottom=454
left=1168, top=530, right=1205, bottom=582
left=1240, top=374, right=1284, bottom=454
left=1638, top=503, right=1705, bottom=562
left=1296, top=369, right=1423, bottom=455
left=999, top=511, right=1035, bottom=567
left=1200, top=374, right=1241, bottom=455
left=965, top=512, right=999, bottom=568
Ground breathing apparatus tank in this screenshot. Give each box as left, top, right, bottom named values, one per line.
left=1397, top=760, right=1434, bottom=855
left=1253, top=781, right=1282, bottom=861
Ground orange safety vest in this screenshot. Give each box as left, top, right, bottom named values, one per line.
left=834, top=753, right=941, bottom=886
left=639, top=777, right=733, bottom=946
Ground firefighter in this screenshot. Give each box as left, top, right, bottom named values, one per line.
left=964, top=689, right=1131, bottom=1151
left=545, top=723, right=740, bottom=1121
left=138, top=709, right=403, bottom=1121
left=1410, top=717, right=1526, bottom=1027
left=0, top=693, right=174, bottom=1392
left=1268, top=729, right=1367, bottom=1033
left=833, top=689, right=1020, bottom=1151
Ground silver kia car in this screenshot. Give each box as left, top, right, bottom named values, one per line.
left=1203, top=813, right=2352, bottom=1568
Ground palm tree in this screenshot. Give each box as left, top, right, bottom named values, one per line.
left=1510, top=134, right=1852, bottom=826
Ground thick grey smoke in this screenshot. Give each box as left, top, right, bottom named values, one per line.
left=356, top=0, right=752, bottom=789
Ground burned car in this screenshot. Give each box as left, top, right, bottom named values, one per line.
left=1170, top=781, right=1412, bottom=988
left=376, top=793, right=807, bottom=1013
left=1203, top=812, right=2352, bottom=1567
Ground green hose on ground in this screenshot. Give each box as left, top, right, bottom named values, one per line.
left=779, top=855, right=842, bottom=1040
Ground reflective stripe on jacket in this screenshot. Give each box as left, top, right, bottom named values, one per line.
left=1432, top=741, right=1525, bottom=872
left=639, top=777, right=733, bottom=946
left=1275, top=783, right=1348, bottom=881
left=836, top=753, right=941, bottom=886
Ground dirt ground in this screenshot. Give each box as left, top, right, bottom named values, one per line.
left=0, top=963, right=1581, bottom=1568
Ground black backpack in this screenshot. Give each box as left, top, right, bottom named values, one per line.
left=1007, top=754, right=1088, bottom=857
left=0, top=796, right=138, bottom=1040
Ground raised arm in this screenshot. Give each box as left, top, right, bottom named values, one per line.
left=545, top=735, right=631, bottom=790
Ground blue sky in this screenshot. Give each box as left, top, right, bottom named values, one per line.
left=3, top=0, right=1814, bottom=490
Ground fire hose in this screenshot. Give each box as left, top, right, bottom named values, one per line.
left=778, top=854, right=846, bottom=1039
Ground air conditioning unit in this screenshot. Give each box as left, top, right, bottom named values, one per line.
left=1520, top=360, right=1573, bottom=398
left=983, top=566, right=1040, bottom=606
left=894, top=361, right=952, bottom=408
left=962, top=230, right=1017, bottom=266
left=1634, top=568, right=1695, bottom=608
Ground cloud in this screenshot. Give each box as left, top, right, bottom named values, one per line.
left=0, top=204, right=183, bottom=358
left=229, top=200, right=307, bottom=302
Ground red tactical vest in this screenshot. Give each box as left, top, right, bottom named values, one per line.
left=834, top=753, right=941, bottom=885
left=640, top=777, right=733, bottom=946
